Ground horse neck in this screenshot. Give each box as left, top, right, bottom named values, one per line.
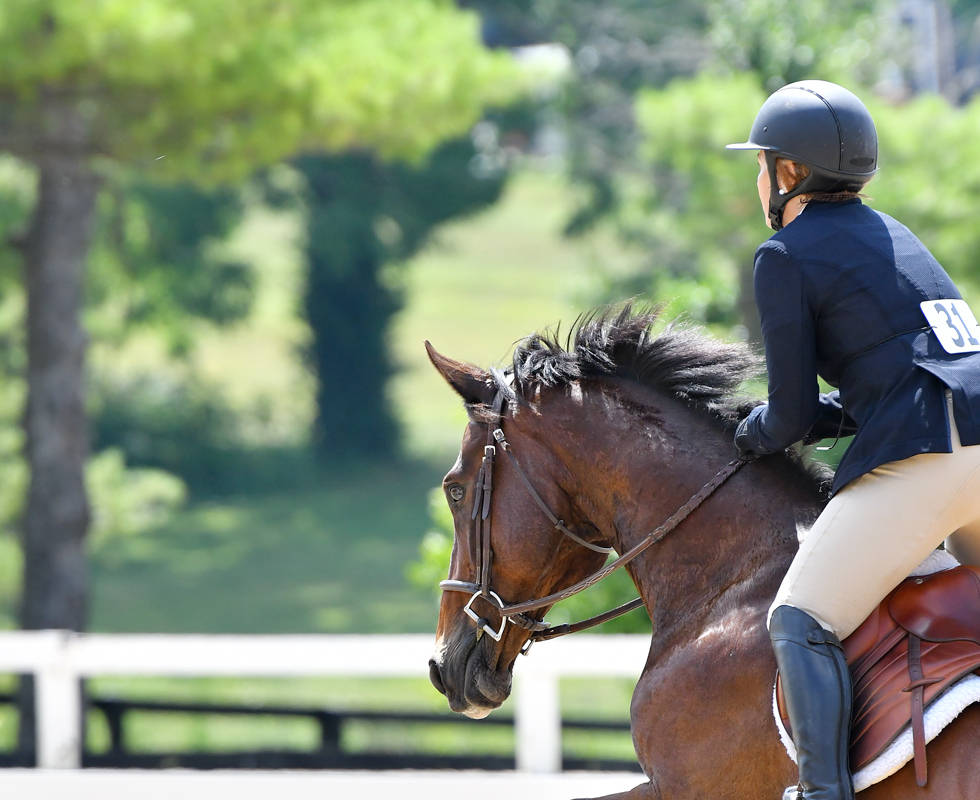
left=564, top=383, right=825, bottom=647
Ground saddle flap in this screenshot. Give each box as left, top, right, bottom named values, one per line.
left=888, top=566, right=980, bottom=644
left=842, top=602, right=902, bottom=668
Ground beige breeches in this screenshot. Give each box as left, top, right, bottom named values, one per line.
left=770, top=393, right=980, bottom=639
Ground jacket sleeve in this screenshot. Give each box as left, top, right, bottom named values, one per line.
left=737, top=243, right=822, bottom=454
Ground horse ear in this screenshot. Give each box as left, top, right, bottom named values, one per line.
left=425, top=341, right=495, bottom=406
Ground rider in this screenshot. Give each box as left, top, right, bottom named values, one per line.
left=727, top=80, right=980, bottom=800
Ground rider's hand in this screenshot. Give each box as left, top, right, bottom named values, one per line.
left=734, top=416, right=761, bottom=461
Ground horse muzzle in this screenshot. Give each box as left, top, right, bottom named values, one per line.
left=429, top=626, right=513, bottom=718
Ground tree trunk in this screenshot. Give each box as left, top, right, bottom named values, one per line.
left=17, top=154, right=99, bottom=756
left=299, top=154, right=400, bottom=459
left=21, top=154, right=98, bottom=630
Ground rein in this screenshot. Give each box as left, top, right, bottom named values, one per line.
left=440, top=390, right=746, bottom=648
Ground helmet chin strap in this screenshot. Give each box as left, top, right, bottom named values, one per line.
left=764, top=150, right=816, bottom=231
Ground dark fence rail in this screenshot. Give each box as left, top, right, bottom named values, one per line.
left=0, top=692, right=640, bottom=772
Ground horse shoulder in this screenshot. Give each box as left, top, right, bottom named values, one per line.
left=628, top=603, right=792, bottom=796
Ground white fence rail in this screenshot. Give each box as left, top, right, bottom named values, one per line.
left=0, top=632, right=649, bottom=772
left=0, top=768, right=646, bottom=800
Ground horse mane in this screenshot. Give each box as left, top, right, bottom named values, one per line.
left=495, top=303, right=833, bottom=495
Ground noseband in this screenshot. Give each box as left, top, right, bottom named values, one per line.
left=440, top=388, right=745, bottom=649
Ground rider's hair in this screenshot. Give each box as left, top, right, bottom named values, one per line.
left=775, top=157, right=864, bottom=204
left=774, top=158, right=809, bottom=193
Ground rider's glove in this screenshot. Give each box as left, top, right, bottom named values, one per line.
left=734, top=414, right=763, bottom=461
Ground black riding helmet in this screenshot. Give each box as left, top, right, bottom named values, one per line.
left=727, top=80, right=878, bottom=230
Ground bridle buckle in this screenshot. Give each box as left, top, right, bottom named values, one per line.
left=464, top=590, right=507, bottom=642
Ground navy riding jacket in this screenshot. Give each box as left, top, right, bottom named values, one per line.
left=736, top=198, right=980, bottom=495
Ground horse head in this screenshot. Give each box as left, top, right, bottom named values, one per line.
left=423, top=306, right=774, bottom=720
left=424, top=341, right=611, bottom=718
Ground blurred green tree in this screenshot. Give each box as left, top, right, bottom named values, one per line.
left=295, top=134, right=509, bottom=458
left=83, top=176, right=262, bottom=494
left=463, top=0, right=712, bottom=235
left=634, top=74, right=767, bottom=338
left=0, top=0, right=519, bottom=643
left=88, top=177, right=252, bottom=354
left=871, top=95, right=980, bottom=298
left=705, top=0, right=886, bottom=90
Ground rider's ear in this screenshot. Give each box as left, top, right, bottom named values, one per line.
left=425, top=341, right=495, bottom=407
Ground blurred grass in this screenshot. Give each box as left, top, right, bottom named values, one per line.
left=0, top=670, right=636, bottom=760
left=77, top=674, right=635, bottom=761
left=89, top=457, right=443, bottom=634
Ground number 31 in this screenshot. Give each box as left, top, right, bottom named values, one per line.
left=921, top=299, right=980, bottom=354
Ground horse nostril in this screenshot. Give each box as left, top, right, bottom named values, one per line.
left=428, top=659, right=447, bottom=696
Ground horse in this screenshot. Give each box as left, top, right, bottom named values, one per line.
left=425, top=307, right=979, bottom=799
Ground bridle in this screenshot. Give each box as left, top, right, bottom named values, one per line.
left=439, top=387, right=746, bottom=650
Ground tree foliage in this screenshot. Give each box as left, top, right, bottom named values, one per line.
left=705, top=0, right=890, bottom=89
left=468, top=0, right=713, bottom=235
left=633, top=74, right=766, bottom=335
left=88, top=177, right=252, bottom=354
left=0, top=0, right=520, bottom=174
left=872, top=94, right=980, bottom=298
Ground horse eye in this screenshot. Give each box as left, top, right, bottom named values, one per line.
left=448, top=485, right=465, bottom=503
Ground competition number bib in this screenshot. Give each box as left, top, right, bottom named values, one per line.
left=920, top=299, right=980, bottom=354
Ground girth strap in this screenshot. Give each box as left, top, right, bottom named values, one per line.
left=903, top=634, right=942, bottom=787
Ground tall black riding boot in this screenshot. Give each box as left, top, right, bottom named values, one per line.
left=769, top=605, right=854, bottom=800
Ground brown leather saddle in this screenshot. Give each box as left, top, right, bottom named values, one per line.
left=776, top=564, right=980, bottom=787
